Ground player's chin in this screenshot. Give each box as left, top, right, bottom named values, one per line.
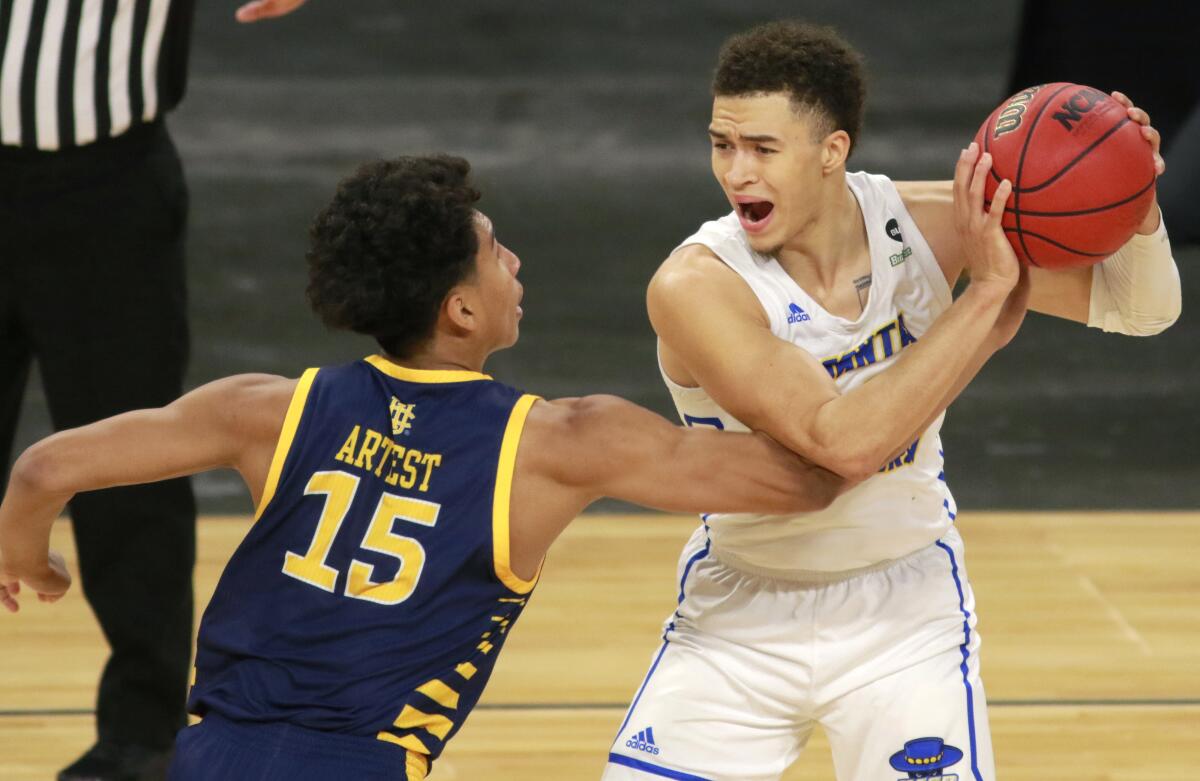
left=745, top=231, right=783, bottom=256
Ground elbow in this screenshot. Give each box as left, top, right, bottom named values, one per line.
left=1126, top=303, right=1181, bottom=337
left=788, top=421, right=883, bottom=484
left=11, top=440, right=72, bottom=497
left=808, top=447, right=881, bottom=485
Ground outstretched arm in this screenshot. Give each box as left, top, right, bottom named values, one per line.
left=0, top=375, right=294, bottom=610
left=520, top=395, right=844, bottom=518
left=505, top=395, right=848, bottom=578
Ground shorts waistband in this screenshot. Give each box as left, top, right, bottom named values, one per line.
left=711, top=546, right=921, bottom=584
left=192, top=712, right=429, bottom=780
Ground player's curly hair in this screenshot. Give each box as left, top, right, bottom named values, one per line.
left=713, top=21, right=866, bottom=154
left=306, top=155, right=481, bottom=358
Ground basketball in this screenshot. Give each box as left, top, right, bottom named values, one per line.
left=973, top=83, right=1156, bottom=269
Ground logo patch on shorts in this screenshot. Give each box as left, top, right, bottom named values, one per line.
left=889, top=737, right=962, bottom=779
left=886, top=217, right=903, bottom=242
left=626, top=726, right=661, bottom=755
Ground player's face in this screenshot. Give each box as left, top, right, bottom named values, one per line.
left=709, top=93, right=830, bottom=254
left=471, top=212, right=524, bottom=350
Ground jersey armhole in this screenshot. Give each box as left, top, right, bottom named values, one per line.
left=253, top=367, right=319, bottom=522
left=491, top=393, right=543, bottom=594
left=881, top=178, right=956, bottom=311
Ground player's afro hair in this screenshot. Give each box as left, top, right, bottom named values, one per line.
left=306, top=155, right=481, bottom=358
left=713, top=20, right=866, bottom=154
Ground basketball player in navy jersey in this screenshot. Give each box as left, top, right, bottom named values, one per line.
left=603, top=21, right=1181, bottom=781
left=0, top=154, right=852, bottom=780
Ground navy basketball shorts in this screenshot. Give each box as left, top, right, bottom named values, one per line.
left=168, top=713, right=429, bottom=781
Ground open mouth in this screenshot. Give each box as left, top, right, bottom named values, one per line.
left=737, top=199, right=774, bottom=226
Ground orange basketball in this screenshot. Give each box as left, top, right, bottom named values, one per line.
left=973, top=83, right=1156, bottom=269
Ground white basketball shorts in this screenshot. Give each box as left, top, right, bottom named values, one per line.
left=601, top=524, right=993, bottom=781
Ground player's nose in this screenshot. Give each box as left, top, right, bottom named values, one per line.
left=725, top=151, right=759, bottom=187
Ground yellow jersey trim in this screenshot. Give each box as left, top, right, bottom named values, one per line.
left=492, top=394, right=543, bottom=594
left=406, top=750, right=429, bottom=781
left=365, top=354, right=492, bottom=384
left=253, top=368, right=319, bottom=522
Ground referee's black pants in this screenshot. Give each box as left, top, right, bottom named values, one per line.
left=0, top=120, right=196, bottom=751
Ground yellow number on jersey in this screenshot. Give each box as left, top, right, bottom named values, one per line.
left=282, top=471, right=360, bottom=592
left=281, top=470, right=441, bottom=604
left=346, top=494, right=440, bottom=605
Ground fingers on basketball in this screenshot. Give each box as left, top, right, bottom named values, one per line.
left=988, top=180, right=1012, bottom=224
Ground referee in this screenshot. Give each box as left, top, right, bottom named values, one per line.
left=0, top=2, right=304, bottom=779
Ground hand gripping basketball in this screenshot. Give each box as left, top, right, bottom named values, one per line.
left=974, top=84, right=1159, bottom=268
left=954, top=143, right=1018, bottom=296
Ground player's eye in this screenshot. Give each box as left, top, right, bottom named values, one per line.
left=756, top=146, right=777, bottom=155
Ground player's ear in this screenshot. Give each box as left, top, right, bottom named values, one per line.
left=820, top=129, right=851, bottom=174
left=443, top=286, right=478, bottom=334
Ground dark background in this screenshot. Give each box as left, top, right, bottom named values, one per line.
left=13, top=1, right=1199, bottom=511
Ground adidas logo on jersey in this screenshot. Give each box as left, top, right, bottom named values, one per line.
left=787, top=303, right=811, bottom=324
left=626, top=727, right=661, bottom=755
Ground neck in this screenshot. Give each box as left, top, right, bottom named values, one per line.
left=385, top=333, right=489, bottom=374
left=774, top=173, right=865, bottom=282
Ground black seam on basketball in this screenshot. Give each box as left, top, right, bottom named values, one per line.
left=1003, top=227, right=1110, bottom=256
left=1002, top=175, right=1155, bottom=217
left=1019, top=116, right=1133, bottom=194
left=1013, top=84, right=1075, bottom=267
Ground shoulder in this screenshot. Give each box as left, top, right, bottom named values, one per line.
left=649, top=243, right=767, bottom=328
left=894, top=179, right=953, bottom=219
left=894, top=179, right=961, bottom=279
left=185, top=373, right=303, bottom=440
left=518, top=396, right=632, bottom=480
left=523, top=395, right=611, bottom=435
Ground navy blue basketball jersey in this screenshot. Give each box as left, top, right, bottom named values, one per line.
left=188, top=355, right=542, bottom=779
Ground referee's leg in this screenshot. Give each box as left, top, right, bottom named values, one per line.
left=0, top=280, right=34, bottom=496
left=26, top=125, right=197, bottom=770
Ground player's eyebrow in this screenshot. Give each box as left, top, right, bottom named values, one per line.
left=707, top=128, right=781, bottom=144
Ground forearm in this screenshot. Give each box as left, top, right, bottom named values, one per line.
left=885, top=339, right=994, bottom=466
left=800, top=284, right=1007, bottom=477
left=1089, top=212, right=1180, bottom=336
left=0, top=456, right=72, bottom=578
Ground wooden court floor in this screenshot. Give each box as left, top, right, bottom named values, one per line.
left=2, top=511, right=1198, bottom=780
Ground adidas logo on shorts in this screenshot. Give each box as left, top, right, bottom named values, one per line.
left=625, top=726, right=660, bottom=755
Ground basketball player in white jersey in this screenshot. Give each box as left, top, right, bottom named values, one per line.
left=603, top=21, right=1180, bottom=781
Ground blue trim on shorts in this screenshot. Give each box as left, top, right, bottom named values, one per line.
left=675, top=524, right=711, bottom=606
left=606, top=753, right=714, bottom=781
left=612, top=525, right=711, bottom=743
left=936, top=540, right=983, bottom=781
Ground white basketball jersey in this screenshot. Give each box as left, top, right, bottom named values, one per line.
left=663, top=171, right=958, bottom=575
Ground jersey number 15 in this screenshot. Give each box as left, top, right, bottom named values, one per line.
left=281, top=469, right=440, bottom=605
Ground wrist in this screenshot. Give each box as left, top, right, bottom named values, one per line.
left=962, top=278, right=1012, bottom=306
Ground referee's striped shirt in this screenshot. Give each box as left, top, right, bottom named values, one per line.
left=0, top=0, right=193, bottom=151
